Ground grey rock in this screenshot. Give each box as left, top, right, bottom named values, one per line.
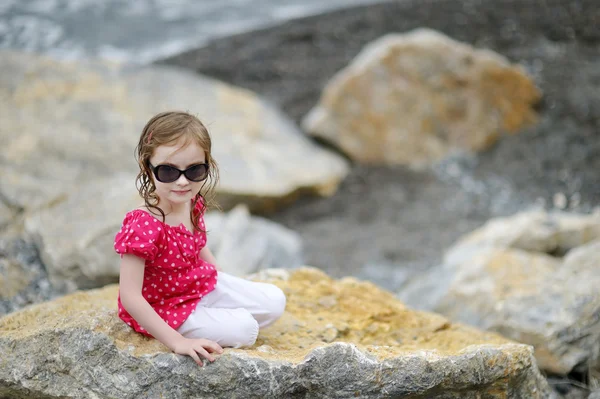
left=204, top=204, right=304, bottom=276
left=0, top=50, right=348, bottom=215
left=24, top=173, right=140, bottom=292
left=0, top=271, right=553, bottom=399
left=0, top=233, right=60, bottom=317
left=0, top=332, right=552, bottom=399
left=399, top=210, right=600, bottom=376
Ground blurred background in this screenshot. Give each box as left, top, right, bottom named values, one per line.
left=0, top=0, right=383, bottom=63
left=1, top=0, right=599, bottom=397
left=2, top=0, right=598, bottom=284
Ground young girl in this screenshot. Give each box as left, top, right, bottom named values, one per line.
left=115, top=111, right=286, bottom=366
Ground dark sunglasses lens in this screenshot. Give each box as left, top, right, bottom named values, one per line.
left=184, top=164, right=208, bottom=182
left=155, top=165, right=180, bottom=183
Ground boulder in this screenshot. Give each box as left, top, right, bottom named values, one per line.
left=24, top=173, right=139, bottom=292
left=303, top=28, right=540, bottom=167
left=204, top=204, right=303, bottom=276
left=398, top=210, right=600, bottom=375
left=24, top=174, right=304, bottom=291
left=0, top=267, right=550, bottom=398
left=0, top=51, right=348, bottom=214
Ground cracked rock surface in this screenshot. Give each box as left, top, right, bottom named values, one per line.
left=0, top=268, right=551, bottom=398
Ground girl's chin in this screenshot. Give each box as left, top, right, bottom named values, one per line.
left=171, top=190, right=192, bottom=196
left=166, top=191, right=193, bottom=202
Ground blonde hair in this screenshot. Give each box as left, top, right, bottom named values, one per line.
left=135, top=111, right=219, bottom=232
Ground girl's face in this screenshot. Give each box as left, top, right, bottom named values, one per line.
left=149, top=137, right=207, bottom=210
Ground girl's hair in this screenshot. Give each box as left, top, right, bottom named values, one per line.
left=134, top=111, right=219, bottom=232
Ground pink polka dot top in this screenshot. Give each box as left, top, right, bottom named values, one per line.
left=114, top=200, right=217, bottom=336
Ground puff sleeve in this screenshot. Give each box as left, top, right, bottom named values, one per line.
left=114, top=210, right=163, bottom=261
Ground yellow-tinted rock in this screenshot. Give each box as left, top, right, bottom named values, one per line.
left=1, top=267, right=511, bottom=363
left=303, top=29, right=540, bottom=167
left=249, top=267, right=517, bottom=363
left=1, top=50, right=348, bottom=212
left=0, top=267, right=552, bottom=398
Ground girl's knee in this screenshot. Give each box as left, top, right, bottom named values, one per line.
left=181, top=308, right=259, bottom=348
left=270, top=285, right=286, bottom=319
left=260, top=284, right=286, bottom=327
left=236, top=311, right=259, bottom=348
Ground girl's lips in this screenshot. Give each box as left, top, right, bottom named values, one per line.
left=172, top=190, right=190, bottom=195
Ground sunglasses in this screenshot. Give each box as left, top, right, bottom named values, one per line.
left=149, top=163, right=209, bottom=183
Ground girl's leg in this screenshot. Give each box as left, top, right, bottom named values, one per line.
left=177, top=306, right=259, bottom=348
left=202, top=272, right=286, bottom=328
left=176, top=273, right=285, bottom=348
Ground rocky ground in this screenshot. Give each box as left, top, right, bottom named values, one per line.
left=161, top=0, right=600, bottom=289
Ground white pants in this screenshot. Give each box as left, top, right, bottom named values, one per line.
left=177, top=272, right=286, bottom=348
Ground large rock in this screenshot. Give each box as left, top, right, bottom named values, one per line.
left=24, top=173, right=139, bottom=291
left=24, top=174, right=304, bottom=291
left=0, top=268, right=551, bottom=398
left=303, top=28, right=540, bottom=167
left=398, top=210, right=600, bottom=375
left=0, top=51, right=348, bottom=214
left=204, top=204, right=303, bottom=276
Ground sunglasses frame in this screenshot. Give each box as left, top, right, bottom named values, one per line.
left=148, top=162, right=209, bottom=183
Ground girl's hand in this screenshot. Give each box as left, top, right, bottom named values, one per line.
left=172, top=337, right=224, bottom=366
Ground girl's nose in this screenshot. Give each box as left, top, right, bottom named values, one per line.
left=175, top=173, right=190, bottom=185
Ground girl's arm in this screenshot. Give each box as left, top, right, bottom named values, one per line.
left=199, top=246, right=221, bottom=271
left=119, top=254, right=222, bottom=364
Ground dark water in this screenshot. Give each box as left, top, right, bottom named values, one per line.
left=0, top=0, right=384, bottom=64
